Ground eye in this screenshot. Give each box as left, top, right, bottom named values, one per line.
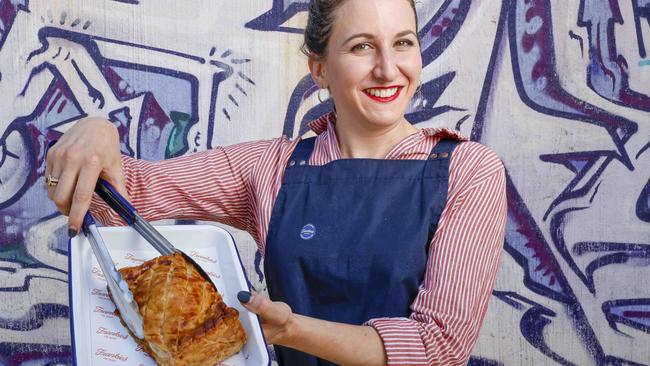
left=395, top=39, right=415, bottom=48
left=351, top=42, right=372, bottom=52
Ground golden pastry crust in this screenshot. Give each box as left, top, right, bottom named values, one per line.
left=114, top=253, right=247, bottom=366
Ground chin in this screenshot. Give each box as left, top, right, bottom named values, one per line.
left=365, top=114, right=404, bottom=128
left=365, top=108, right=407, bottom=125
left=367, top=102, right=410, bottom=123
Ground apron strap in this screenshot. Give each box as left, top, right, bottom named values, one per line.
left=430, top=138, right=460, bottom=155
left=287, top=137, right=317, bottom=168
left=426, top=138, right=462, bottom=249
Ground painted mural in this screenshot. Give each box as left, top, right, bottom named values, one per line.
left=0, top=0, right=647, bottom=364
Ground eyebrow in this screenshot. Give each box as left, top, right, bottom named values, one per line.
left=342, top=30, right=418, bottom=45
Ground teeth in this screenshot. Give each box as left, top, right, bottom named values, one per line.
left=365, top=87, right=399, bottom=98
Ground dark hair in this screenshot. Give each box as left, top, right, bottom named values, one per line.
left=301, top=0, right=419, bottom=58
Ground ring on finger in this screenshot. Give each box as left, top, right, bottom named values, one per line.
left=45, top=174, right=59, bottom=187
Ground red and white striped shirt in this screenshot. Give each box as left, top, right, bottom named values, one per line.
left=92, top=113, right=507, bottom=365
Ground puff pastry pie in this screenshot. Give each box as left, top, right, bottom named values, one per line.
left=115, top=252, right=247, bottom=366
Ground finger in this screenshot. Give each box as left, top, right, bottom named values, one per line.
left=50, top=164, right=79, bottom=216
left=237, top=291, right=291, bottom=326
left=44, top=140, right=56, bottom=179
left=45, top=165, right=62, bottom=201
left=44, top=141, right=62, bottom=199
left=52, top=168, right=82, bottom=238
left=48, top=139, right=80, bottom=213
left=101, top=165, right=130, bottom=203
left=67, top=158, right=103, bottom=235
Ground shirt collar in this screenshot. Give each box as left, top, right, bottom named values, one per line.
left=307, top=112, right=335, bottom=135
left=307, top=112, right=468, bottom=141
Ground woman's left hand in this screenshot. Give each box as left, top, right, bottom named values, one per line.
left=237, top=291, right=386, bottom=365
left=237, top=291, right=294, bottom=345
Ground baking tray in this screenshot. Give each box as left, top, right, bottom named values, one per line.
left=68, top=224, right=270, bottom=365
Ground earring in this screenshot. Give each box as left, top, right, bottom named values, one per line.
left=317, top=88, right=330, bottom=104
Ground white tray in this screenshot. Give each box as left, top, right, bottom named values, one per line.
left=68, top=224, right=270, bottom=366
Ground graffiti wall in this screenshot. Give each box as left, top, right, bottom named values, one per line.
left=0, top=0, right=647, bottom=364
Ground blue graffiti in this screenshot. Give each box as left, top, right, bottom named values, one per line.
left=245, top=0, right=310, bottom=34
left=418, top=0, right=471, bottom=65
left=579, top=0, right=650, bottom=112
left=509, top=0, right=637, bottom=169
left=1, top=0, right=649, bottom=364
left=0, top=0, right=28, bottom=50
left=632, top=0, right=650, bottom=58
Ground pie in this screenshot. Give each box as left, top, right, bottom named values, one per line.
left=114, top=252, right=247, bottom=366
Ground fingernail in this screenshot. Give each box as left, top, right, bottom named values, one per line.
left=46, top=139, right=58, bottom=155
left=237, top=290, right=252, bottom=303
left=68, top=228, right=78, bottom=238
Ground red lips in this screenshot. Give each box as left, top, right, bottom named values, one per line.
left=363, top=86, right=403, bottom=103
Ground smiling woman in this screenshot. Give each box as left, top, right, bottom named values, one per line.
left=45, top=0, right=507, bottom=365
left=306, top=0, right=422, bottom=158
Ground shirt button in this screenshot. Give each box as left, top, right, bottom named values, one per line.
left=288, top=160, right=296, bottom=167
left=440, top=152, right=449, bottom=159
left=429, top=153, right=438, bottom=160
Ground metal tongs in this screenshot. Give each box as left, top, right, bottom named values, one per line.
left=82, top=178, right=219, bottom=340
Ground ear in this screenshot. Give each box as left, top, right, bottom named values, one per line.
left=308, top=54, right=328, bottom=88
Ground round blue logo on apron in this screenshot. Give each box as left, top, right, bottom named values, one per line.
left=300, top=224, right=316, bottom=240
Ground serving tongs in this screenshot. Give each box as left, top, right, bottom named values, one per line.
left=82, top=212, right=145, bottom=340
left=82, top=178, right=220, bottom=340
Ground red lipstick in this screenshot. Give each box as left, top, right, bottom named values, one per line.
left=363, top=86, right=402, bottom=103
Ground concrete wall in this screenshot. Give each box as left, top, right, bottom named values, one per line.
left=0, top=0, right=648, bottom=364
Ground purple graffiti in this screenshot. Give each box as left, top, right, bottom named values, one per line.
left=0, top=343, right=70, bottom=366
left=638, top=178, right=650, bottom=222
left=494, top=291, right=577, bottom=366
left=549, top=202, right=644, bottom=294
left=1, top=1, right=648, bottom=364
left=32, top=27, right=205, bottom=159
left=603, top=298, right=650, bottom=334
left=406, top=72, right=464, bottom=125
left=539, top=151, right=615, bottom=220
left=418, top=0, right=471, bottom=65
left=0, top=68, right=81, bottom=212
left=472, top=2, right=650, bottom=364
left=0, top=0, right=28, bottom=50
left=632, top=0, right=650, bottom=58
left=245, top=0, right=310, bottom=34
left=0, top=303, right=68, bottom=331
left=282, top=75, right=332, bottom=138
left=578, top=0, right=650, bottom=112
left=510, top=0, right=638, bottom=169
left=505, top=175, right=569, bottom=300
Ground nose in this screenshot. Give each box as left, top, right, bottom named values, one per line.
left=372, top=48, right=398, bottom=82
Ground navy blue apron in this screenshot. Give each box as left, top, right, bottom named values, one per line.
left=264, top=136, right=460, bottom=366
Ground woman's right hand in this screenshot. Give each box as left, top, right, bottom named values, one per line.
left=45, top=117, right=129, bottom=236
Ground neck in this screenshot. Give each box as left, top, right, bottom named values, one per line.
left=334, top=114, right=419, bottom=159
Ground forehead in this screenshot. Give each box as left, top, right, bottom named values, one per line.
left=331, top=0, right=417, bottom=37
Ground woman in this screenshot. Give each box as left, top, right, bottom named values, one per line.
left=46, top=0, right=507, bottom=365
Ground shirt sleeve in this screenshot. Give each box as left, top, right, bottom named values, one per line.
left=89, top=139, right=274, bottom=232
left=366, top=141, right=507, bottom=365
